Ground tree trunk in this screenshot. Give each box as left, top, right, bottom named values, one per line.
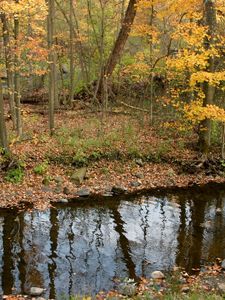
left=14, top=10, right=22, bottom=137
left=47, top=0, right=55, bottom=135
left=104, top=0, right=137, bottom=78
left=198, top=0, right=217, bottom=155
left=69, top=0, right=74, bottom=106
left=1, top=14, right=16, bottom=129
left=0, top=78, right=8, bottom=151
left=97, top=0, right=137, bottom=98
left=52, top=0, right=59, bottom=109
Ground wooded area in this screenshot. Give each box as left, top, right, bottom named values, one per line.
left=0, top=0, right=225, bottom=206
left=1, top=2, right=225, bottom=299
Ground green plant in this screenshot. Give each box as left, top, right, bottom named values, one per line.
left=72, top=150, right=88, bottom=167
left=33, top=161, right=49, bottom=175
left=90, top=150, right=102, bottom=160
left=101, top=167, right=109, bottom=175
left=127, top=145, right=141, bottom=158
left=5, top=166, right=25, bottom=183
left=220, top=160, right=225, bottom=168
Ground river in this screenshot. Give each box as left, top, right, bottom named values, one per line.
left=0, top=184, right=225, bottom=298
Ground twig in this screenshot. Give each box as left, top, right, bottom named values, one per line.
left=119, top=101, right=150, bottom=113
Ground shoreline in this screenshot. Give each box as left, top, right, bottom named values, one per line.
left=1, top=159, right=225, bottom=210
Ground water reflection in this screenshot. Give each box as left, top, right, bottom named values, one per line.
left=0, top=186, right=225, bottom=298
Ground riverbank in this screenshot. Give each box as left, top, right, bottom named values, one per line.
left=3, top=261, right=225, bottom=299
left=103, top=261, right=225, bottom=300
left=1, top=104, right=225, bottom=209
left=1, top=158, right=225, bottom=210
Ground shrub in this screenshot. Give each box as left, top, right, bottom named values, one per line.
left=5, top=161, right=25, bottom=184
left=33, top=161, right=49, bottom=175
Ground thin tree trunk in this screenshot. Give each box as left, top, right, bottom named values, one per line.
left=198, top=0, right=217, bottom=155
left=0, top=78, right=8, bottom=151
left=14, top=4, right=22, bottom=137
left=222, top=123, right=225, bottom=159
left=55, top=0, right=89, bottom=84
left=53, top=51, right=59, bottom=109
left=149, top=4, right=154, bottom=125
left=1, top=14, right=16, bottom=129
left=52, top=0, right=59, bottom=109
left=47, top=0, right=55, bottom=135
left=69, top=0, right=74, bottom=106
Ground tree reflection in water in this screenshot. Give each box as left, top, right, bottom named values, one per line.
left=0, top=186, right=225, bottom=298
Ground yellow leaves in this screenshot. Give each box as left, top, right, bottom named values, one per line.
left=131, top=24, right=157, bottom=39
left=1, top=0, right=47, bottom=19
left=166, top=50, right=208, bottom=72
left=171, top=23, right=207, bottom=46
left=122, top=62, right=150, bottom=82
left=137, top=0, right=158, bottom=10
left=184, top=102, right=225, bottom=124
left=190, top=71, right=225, bottom=87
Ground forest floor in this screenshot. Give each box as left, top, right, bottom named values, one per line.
left=1, top=103, right=225, bottom=209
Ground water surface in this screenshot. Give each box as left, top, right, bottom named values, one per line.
left=0, top=185, right=225, bottom=298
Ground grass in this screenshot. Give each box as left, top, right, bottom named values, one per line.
left=33, top=160, right=49, bottom=175
left=51, top=117, right=176, bottom=167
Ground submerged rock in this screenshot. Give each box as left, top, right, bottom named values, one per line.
left=30, top=287, right=45, bottom=296
left=77, top=188, right=90, bottom=197
left=151, top=271, right=165, bottom=279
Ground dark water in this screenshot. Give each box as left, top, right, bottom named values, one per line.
left=0, top=185, right=225, bottom=299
